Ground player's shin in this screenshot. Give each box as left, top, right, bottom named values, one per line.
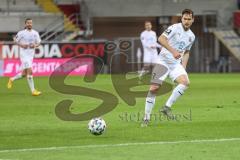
left=144, top=91, right=156, bottom=121
left=165, top=84, right=188, bottom=107
left=27, top=75, right=35, bottom=92
left=11, top=72, right=23, bottom=81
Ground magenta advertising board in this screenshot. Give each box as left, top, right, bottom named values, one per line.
left=3, top=58, right=93, bottom=77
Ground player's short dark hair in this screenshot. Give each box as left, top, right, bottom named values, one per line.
left=25, top=18, right=32, bottom=24
left=144, top=21, right=152, bottom=24
left=182, top=9, right=194, bottom=17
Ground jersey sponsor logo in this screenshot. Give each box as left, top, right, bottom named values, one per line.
left=178, top=41, right=186, bottom=50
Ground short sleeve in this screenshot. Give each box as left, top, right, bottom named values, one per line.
left=35, top=32, right=41, bottom=44
left=162, top=24, right=177, bottom=39
left=186, top=36, right=195, bottom=51
left=15, top=31, right=22, bottom=43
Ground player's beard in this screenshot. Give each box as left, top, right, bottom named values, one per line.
left=183, top=24, right=190, bottom=31
left=26, top=26, right=32, bottom=30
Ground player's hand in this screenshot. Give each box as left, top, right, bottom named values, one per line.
left=13, top=36, right=16, bottom=42
left=150, top=46, right=156, bottom=49
left=21, top=44, right=29, bottom=49
left=29, top=43, right=35, bottom=49
left=172, top=51, right=181, bottom=59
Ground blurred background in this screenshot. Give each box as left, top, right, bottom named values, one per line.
left=0, top=0, right=240, bottom=76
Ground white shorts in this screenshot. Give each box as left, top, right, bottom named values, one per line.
left=20, top=52, right=34, bottom=70
left=143, top=52, right=159, bottom=64
left=155, top=60, right=188, bottom=82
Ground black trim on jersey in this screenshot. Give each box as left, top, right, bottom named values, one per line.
left=164, top=29, right=172, bottom=35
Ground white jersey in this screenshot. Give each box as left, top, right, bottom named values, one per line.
left=15, top=29, right=41, bottom=69
left=140, top=30, right=161, bottom=55
left=160, top=23, right=195, bottom=64
left=15, top=29, right=41, bottom=56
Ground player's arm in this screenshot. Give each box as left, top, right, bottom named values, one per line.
left=158, top=34, right=181, bottom=59
left=182, top=51, right=190, bottom=69
left=154, top=32, right=162, bottom=49
left=34, top=33, right=41, bottom=47
left=140, top=33, right=152, bottom=48
left=31, top=42, right=40, bottom=48
left=30, top=32, right=41, bottom=49
left=18, top=43, right=28, bottom=49
left=14, top=33, right=28, bottom=49
left=29, top=43, right=40, bottom=49
left=158, top=25, right=181, bottom=59
left=155, top=42, right=162, bottom=49
left=182, top=36, right=195, bottom=69
left=15, top=41, right=28, bottom=49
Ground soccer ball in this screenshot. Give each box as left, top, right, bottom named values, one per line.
left=88, top=117, right=106, bottom=135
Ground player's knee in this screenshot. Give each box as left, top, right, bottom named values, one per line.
left=21, top=72, right=26, bottom=77
left=149, top=84, right=159, bottom=93
left=180, top=79, right=190, bottom=87
left=26, top=69, right=33, bottom=75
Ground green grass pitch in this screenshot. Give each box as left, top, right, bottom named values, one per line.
left=0, top=74, right=240, bottom=160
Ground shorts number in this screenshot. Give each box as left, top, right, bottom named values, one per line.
left=152, top=73, right=156, bottom=79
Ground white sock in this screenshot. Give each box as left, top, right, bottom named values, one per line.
left=166, top=84, right=188, bottom=107
left=11, top=72, right=23, bottom=81
left=27, top=75, right=35, bottom=92
left=139, top=68, right=149, bottom=78
left=144, top=91, right=156, bottom=121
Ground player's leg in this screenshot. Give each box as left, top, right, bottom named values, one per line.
left=139, top=64, right=150, bottom=80
left=143, top=84, right=159, bottom=122
left=7, top=64, right=27, bottom=89
left=166, top=72, right=190, bottom=108
left=11, top=71, right=24, bottom=81
left=165, top=74, right=189, bottom=107
left=26, top=67, right=41, bottom=96
left=142, top=63, right=169, bottom=127
left=23, top=57, right=41, bottom=96
left=26, top=68, right=34, bottom=93
left=161, top=65, right=189, bottom=117
left=139, top=53, right=151, bottom=80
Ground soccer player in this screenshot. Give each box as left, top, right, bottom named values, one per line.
left=139, top=21, right=161, bottom=80
left=142, top=9, right=195, bottom=126
left=7, top=18, right=42, bottom=96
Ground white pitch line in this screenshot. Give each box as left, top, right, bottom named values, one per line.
left=0, top=137, right=240, bottom=153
